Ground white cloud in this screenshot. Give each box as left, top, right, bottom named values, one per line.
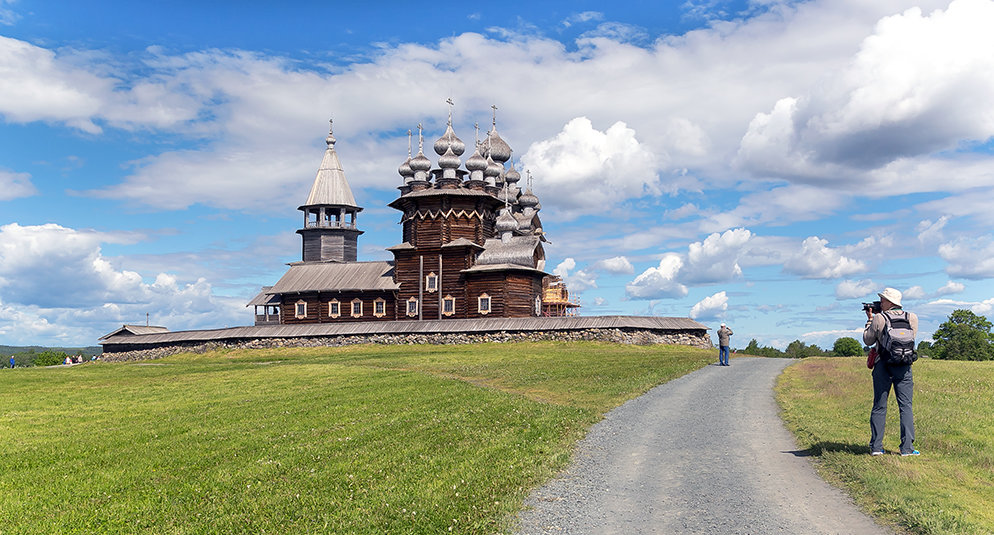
left=836, top=279, right=877, bottom=299
left=916, top=215, right=949, bottom=244
left=783, top=236, right=867, bottom=279
left=903, top=285, right=926, bottom=300
left=683, top=228, right=752, bottom=283
left=0, top=0, right=19, bottom=25
left=935, top=280, right=965, bottom=296
left=736, top=0, right=994, bottom=188
left=591, top=256, right=634, bottom=274
left=563, top=11, right=604, bottom=27
left=938, top=236, right=994, bottom=279
left=553, top=257, right=598, bottom=293
left=689, top=291, right=728, bottom=319
left=972, top=298, right=994, bottom=315
left=0, top=168, right=36, bottom=200
left=626, top=253, right=688, bottom=299
left=522, top=117, right=662, bottom=216
left=0, top=223, right=246, bottom=344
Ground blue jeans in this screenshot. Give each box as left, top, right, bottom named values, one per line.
left=719, top=345, right=730, bottom=366
left=870, top=360, right=915, bottom=453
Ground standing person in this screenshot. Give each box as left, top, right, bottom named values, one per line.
left=8, top=356, right=13, bottom=369
left=717, top=323, right=733, bottom=366
left=864, top=287, right=919, bottom=457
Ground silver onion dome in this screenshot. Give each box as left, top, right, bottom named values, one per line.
left=466, top=146, right=487, bottom=172
left=518, top=188, right=539, bottom=208
left=496, top=207, right=518, bottom=233
left=433, top=123, right=466, bottom=157
left=483, top=154, right=501, bottom=186
left=398, top=156, right=414, bottom=180
left=438, top=146, right=460, bottom=170
left=504, top=161, right=521, bottom=185
left=410, top=150, right=432, bottom=172
left=486, top=128, right=512, bottom=163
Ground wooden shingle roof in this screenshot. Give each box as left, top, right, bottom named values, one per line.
left=267, top=261, right=399, bottom=294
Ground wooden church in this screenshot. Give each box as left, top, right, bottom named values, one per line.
left=249, top=106, right=575, bottom=325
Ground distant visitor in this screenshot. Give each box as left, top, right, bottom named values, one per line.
left=717, top=322, right=733, bottom=366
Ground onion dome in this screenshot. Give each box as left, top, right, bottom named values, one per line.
left=504, top=161, right=521, bottom=186
left=398, top=157, right=414, bottom=181
left=466, top=145, right=487, bottom=178
left=433, top=123, right=466, bottom=157
left=483, top=154, right=501, bottom=186
left=410, top=149, right=432, bottom=182
left=518, top=188, right=539, bottom=209
left=439, top=146, right=460, bottom=170
left=486, top=128, right=512, bottom=163
left=496, top=207, right=519, bottom=234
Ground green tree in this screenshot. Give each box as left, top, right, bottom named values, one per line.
left=917, top=340, right=934, bottom=358
left=833, top=337, right=864, bottom=357
left=931, top=309, right=994, bottom=361
left=32, top=350, right=68, bottom=367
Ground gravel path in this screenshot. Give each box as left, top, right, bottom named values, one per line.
left=515, top=357, right=893, bottom=534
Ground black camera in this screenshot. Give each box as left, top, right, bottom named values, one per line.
left=862, top=301, right=882, bottom=313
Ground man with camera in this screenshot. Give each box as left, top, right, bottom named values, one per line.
left=863, top=287, right=919, bottom=456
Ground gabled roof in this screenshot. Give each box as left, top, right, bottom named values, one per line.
left=475, top=235, right=542, bottom=267
left=246, top=287, right=280, bottom=307
left=300, top=130, right=359, bottom=209
left=267, top=261, right=399, bottom=294
left=98, top=324, right=170, bottom=340
left=442, top=238, right=485, bottom=250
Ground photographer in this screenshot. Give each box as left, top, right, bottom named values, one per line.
left=863, top=287, right=919, bottom=456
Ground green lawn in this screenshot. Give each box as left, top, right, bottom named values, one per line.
left=0, top=341, right=713, bottom=534
left=777, top=357, right=994, bottom=535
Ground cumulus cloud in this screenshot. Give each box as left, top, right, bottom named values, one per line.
left=522, top=117, right=662, bottom=216
left=0, top=223, right=245, bottom=343
left=938, top=236, right=994, bottom=279
left=916, top=215, right=949, bottom=244
left=591, top=256, right=634, bottom=274
left=736, top=0, right=994, bottom=188
left=553, top=257, right=598, bottom=293
left=689, top=291, right=728, bottom=320
left=0, top=168, right=36, bottom=200
left=683, top=228, right=752, bottom=283
left=836, top=279, right=877, bottom=299
left=626, top=254, right=688, bottom=299
left=903, top=285, right=926, bottom=300
left=783, top=236, right=867, bottom=279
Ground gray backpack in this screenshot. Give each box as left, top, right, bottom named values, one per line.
left=880, top=311, right=917, bottom=366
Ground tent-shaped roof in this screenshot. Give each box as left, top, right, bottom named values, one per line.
left=300, top=122, right=359, bottom=209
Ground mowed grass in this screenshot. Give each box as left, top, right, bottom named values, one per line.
left=777, top=357, right=994, bottom=535
left=0, top=341, right=713, bottom=534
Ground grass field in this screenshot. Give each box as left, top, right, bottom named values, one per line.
left=0, top=341, right=713, bottom=534
left=777, top=357, right=994, bottom=535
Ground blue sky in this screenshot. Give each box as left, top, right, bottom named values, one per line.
left=2, top=0, right=994, bottom=348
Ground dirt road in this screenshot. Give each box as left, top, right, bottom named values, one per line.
left=516, top=357, right=893, bottom=534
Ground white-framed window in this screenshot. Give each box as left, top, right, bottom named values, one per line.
left=294, top=300, right=307, bottom=319
left=442, top=295, right=456, bottom=317
left=535, top=295, right=542, bottom=316
left=478, top=293, right=491, bottom=315
left=351, top=298, right=363, bottom=318
left=373, top=297, right=386, bottom=318
left=406, top=297, right=419, bottom=317
left=328, top=299, right=340, bottom=318
left=425, top=272, right=438, bottom=293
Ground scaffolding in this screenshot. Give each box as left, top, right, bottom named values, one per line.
left=541, top=275, right=580, bottom=317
